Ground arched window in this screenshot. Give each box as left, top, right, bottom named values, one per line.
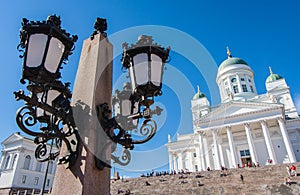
left=48, top=161, right=54, bottom=174
left=11, top=154, right=18, bottom=169
left=4, top=155, right=10, bottom=169
left=35, top=161, right=42, bottom=172
left=231, top=77, right=237, bottom=83
left=23, top=155, right=31, bottom=170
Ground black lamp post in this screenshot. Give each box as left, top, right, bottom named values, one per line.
left=14, top=15, right=79, bottom=167
left=112, top=82, right=139, bottom=131
left=18, top=15, right=78, bottom=85
left=14, top=15, right=171, bottom=170
left=121, top=35, right=170, bottom=107
left=98, top=35, right=169, bottom=155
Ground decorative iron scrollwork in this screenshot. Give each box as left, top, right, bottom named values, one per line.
left=14, top=82, right=79, bottom=167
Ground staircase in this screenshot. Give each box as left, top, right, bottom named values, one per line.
left=111, top=163, right=300, bottom=195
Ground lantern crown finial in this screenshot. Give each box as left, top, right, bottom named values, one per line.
left=46, top=15, right=61, bottom=28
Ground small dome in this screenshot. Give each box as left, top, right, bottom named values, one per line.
left=266, top=67, right=283, bottom=83
left=266, top=73, right=283, bottom=83
left=219, top=57, right=248, bottom=71
left=193, top=86, right=206, bottom=100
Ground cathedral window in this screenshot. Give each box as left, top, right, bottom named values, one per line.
left=241, top=78, right=245, bottom=81
left=224, top=81, right=228, bottom=86
left=242, top=84, right=248, bottom=92
left=35, top=161, right=42, bottom=172
left=248, top=79, right=252, bottom=83
left=4, top=155, right=10, bottom=169
left=48, top=161, right=54, bottom=174
left=233, top=85, right=239, bottom=93
left=193, top=153, right=197, bottom=157
left=23, top=155, right=31, bottom=170
left=225, top=88, right=230, bottom=94
left=11, top=154, right=17, bottom=169
left=250, top=86, right=254, bottom=92
left=34, top=177, right=39, bottom=185
left=21, top=175, right=27, bottom=184
left=231, top=78, right=237, bottom=83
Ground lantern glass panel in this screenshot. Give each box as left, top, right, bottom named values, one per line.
left=129, top=66, right=136, bottom=92
left=47, top=90, right=61, bottom=105
left=132, top=102, right=139, bottom=126
left=150, top=54, right=163, bottom=86
left=44, top=37, right=65, bottom=73
left=36, top=90, right=61, bottom=117
left=133, top=53, right=148, bottom=85
left=36, top=92, right=44, bottom=118
left=121, top=99, right=131, bottom=116
left=113, top=101, right=120, bottom=116
left=26, top=34, right=48, bottom=68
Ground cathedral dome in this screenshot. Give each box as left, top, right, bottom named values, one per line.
left=266, top=67, right=283, bottom=83
left=218, top=57, right=248, bottom=71
left=266, top=74, right=282, bottom=83
left=193, top=86, right=206, bottom=100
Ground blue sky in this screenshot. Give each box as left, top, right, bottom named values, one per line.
left=1, top=1, right=300, bottom=177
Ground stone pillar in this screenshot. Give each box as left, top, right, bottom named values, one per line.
left=52, top=33, right=113, bottom=195
left=187, top=150, right=193, bottom=172
left=226, top=126, right=238, bottom=168
left=278, top=118, right=296, bottom=163
left=169, top=153, right=173, bottom=172
left=173, top=154, right=178, bottom=172
left=260, top=120, right=277, bottom=164
left=198, top=132, right=206, bottom=171
left=212, top=130, right=222, bottom=170
left=235, top=74, right=242, bottom=93
left=218, top=140, right=225, bottom=167
left=244, top=123, right=258, bottom=164
left=203, top=137, right=211, bottom=170
left=178, top=152, right=183, bottom=171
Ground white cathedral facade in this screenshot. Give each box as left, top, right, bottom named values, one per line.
left=166, top=50, right=300, bottom=172
left=0, top=133, right=57, bottom=194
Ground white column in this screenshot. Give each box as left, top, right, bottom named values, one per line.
left=178, top=152, right=183, bottom=171
left=260, top=120, right=277, bottom=164
left=218, top=140, right=225, bottom=167
left=244, top=123, right=258, bottom=164
left=0, top=152, right=6, bottom=169
left=169, top=153, right=173, bottom=172
left=187, top=150, right=193, bottom=171
left=278, top=118, right=296, bottom=163
left=173, top=154, right=178, bottom=171
left=203, top=137, right=211, bottom=170
left=235, top=74, right=242, bottom=93
left=198, top=132, right=206, bottom=171
left=226, top=126, right=238, bottom=168
left=212, top=129, right=222, bottom=170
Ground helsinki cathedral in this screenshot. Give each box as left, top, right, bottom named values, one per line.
left=166, top=48, right=300, bottom=172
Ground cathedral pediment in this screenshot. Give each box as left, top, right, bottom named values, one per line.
left=197, top=101, right=283, bottom=127
left=1, top=133, right=23, bottom=145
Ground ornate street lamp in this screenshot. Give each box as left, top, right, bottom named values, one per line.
left=121, top=35, right=170, bottom=107
left=18, top=15, right=78, bottom=85
left=14, top=15, right=171, bottom=170
left=14, top=15, right=79, bottom=167
left=112, top=82, right=139, bottom=131
left=99, top=35, right=169, bottom=156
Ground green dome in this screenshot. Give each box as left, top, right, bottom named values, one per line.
left=219, top=57, right=248, bottom=71
left=193, top=89, right=206, bottom=100
left=266, top=73, right=283, bottom=83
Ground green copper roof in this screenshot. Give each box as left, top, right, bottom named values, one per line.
left=266, top=73, right=283, bottom=83
left=219, top=57, right=248, bottom=71
left=193, top=89, right=206, bottom=100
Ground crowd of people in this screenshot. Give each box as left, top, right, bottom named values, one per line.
left=140, top=168, right=191, bottom=178
left=284, top=164, right=298, bottom=186
left=116, top=163, right=298, bottom=194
